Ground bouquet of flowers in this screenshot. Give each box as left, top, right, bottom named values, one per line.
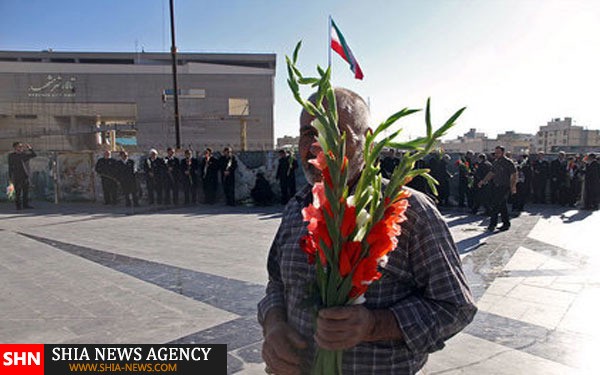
left=286, top=41, right=465, bottom=375
left=455, top=158, right=474, bottom=188
left=6, top=183, right=15, bottom=201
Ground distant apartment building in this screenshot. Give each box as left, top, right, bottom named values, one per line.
left=276, top=135, right=299, bottom=150
left=442, top=128, right=498, bottom=154
left=496, top=131, right=534, bottom=155
left=535, top=117, right=600, bottom=153
left=443, top=128, right=534, bottom=155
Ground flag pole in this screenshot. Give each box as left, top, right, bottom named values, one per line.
left=328, top=15, right=332, bottom=68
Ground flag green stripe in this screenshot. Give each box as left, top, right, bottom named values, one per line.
left=331, top=20, right=356, bottom=70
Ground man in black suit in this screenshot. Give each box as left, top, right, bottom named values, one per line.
left=220, top=147, right=238, bottom=206
left=276, top=150, right=298, bottom=204
left=380, top=149, right=399, bottom=179
left=180, top=149, right=199, bottom=205
left=143, top=149, right=166, bottom=205
left=95, top=150, right=118, bottom=205
left=117, top=151, right=139, bottom=207
left=164, top=147, right=180, bottom=205
left=471, top=153, right=492, bottom=215
left=550, top=151, right=568, bottom=205
left=199, top=148, right=219, bottom=204
left=584, top=153, right=600, bottom=210
left=478, top=146, right=517, bottom=232
left=532, top=152, right=550, bottom=203
left=8, top=141, right=36, bottom=210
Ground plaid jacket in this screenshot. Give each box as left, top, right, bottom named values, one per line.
left=258, top=185, right=477, bottom=374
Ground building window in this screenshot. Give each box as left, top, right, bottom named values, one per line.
left=229, top=98, right=249, bottom=116
left=15, top=114, right=37, bottom=119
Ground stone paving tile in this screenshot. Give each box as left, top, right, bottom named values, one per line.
left=2, top=203, right=600, bottom=374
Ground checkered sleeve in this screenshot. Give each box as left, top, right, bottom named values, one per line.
left=389, top=193, right=477, bottom=354
left=257, top=224, right=286, bottom=326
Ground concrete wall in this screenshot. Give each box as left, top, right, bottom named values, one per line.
left=0, top=150, right=305, bottom=204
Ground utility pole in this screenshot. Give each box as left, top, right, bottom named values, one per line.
left=169, top=0, right=181, bottom=149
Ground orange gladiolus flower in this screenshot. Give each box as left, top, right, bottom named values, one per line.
left=300, top=235, right=317, bottom=265
left=349, top=284, right=368, bottom=299
left=312, top=182, right=326, bottom=208
left=341, top=203, right=357, bottom=238
left=322, top=167, right=334, bottom=188
left=366, top=220, right=398, bottom=259
left=302, top=203, right=321, bottom=233
left=308, top=147, right=328, bottom=171
left=339, top=241, right=362, bottom=277
left=352, top=256, right=381, bottom=289
left=314, top=220, right=332, bottom=250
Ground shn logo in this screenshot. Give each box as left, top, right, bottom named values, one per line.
left=3, top=352, right=41, bottom=366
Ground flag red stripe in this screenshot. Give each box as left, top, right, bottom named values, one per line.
left=331, top=39, right=351, bottom=64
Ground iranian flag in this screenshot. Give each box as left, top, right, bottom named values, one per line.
left=330, top=19, right=364, bottom=80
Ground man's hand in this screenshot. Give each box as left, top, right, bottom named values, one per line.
left=511, top=185, right=517, bottom=195
left=25, top=144, right=32, bottom=150
left=224, top=171, right=230, bottom=176
left=314, top=305, right=375, bottom=350
left=262, top=320, right=307, bottom=375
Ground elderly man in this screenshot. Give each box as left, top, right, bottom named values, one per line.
left=258, top=88, right=477, bottom=375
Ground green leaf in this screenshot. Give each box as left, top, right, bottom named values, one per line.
left=336, top=276, right=354, bottom=305
left=325, top=87, right=338, bottom=127
left=317, top=65, right=326, bottom=77
left=434, top=107, right=466, bottom=138
left=292, top=40, right=302, bottom=64
left=298, top=77, right=319, bottom=85
left=371, top=108, right=420, bottom=141
left=315, top=262, right=327, bottom=304
left=426, top=97, right=432, bottom=137
left=422, top=172, right=439, bottom=196
left=406, top=168, right=430, bottom=178
left=389, top=136, right=429, bottom=150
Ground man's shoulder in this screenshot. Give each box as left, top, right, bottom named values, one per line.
left=403, top=186, right=440, bottom=219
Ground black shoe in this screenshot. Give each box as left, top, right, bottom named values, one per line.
left=498, top=224, right=510, bottom=232
left=486, top=225, right=496, bottom=232
left=23, top=205, right=34, bottom=209
left=16, top=206, right=22, bottom=211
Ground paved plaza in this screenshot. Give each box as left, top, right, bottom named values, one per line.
left=1, top=200, right=599, bottom=374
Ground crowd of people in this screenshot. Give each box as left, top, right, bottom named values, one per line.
left=7, top=139, right=600, bottom=216
left=379, top=147, right=600, bottom=230
left=5, top=141, right=303, bottom=210
left=94, top=146, right=238, bottom=207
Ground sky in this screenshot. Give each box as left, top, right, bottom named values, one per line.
left=1, top=0, right=599, bottom=141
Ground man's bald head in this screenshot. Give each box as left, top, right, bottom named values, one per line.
left=298, top=88, right=371, bottom=185
left=300, top=88, right=370, bottom=136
